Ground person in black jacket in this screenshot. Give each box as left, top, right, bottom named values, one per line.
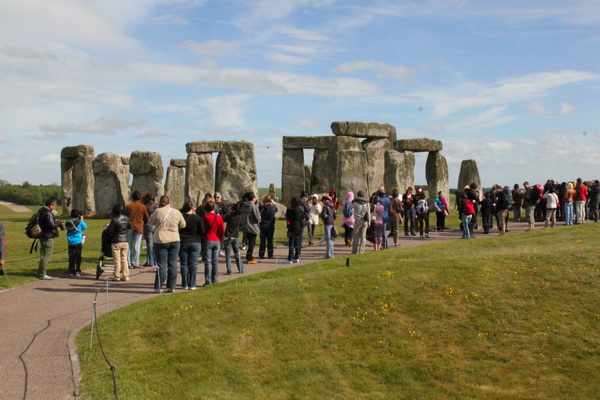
left=259, top=195, right=277, bottom=259
left=284, top=196, right=305, bottom=264
left=106, top=204, right=132, bottom=282
left=223, top=203, right=243, bottom=274
left=179, top=201, right=204, bottom=290
left=36, top=197, right=64, bottom=280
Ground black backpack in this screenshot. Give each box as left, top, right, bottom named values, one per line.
left=25, top=212, right=43, bottom=239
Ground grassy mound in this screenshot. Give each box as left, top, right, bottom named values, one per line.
left=77, top=224, right=600, bottom=399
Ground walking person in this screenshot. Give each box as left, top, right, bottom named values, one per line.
left=284, top=196, right=305, bottom=264
left=65, top=209, right=87, bottom=277
left=223, top=203, right=243, bottom=274
left=376, top=186, right=390, bottom=249
left=415, top=191, right=430, bottom=238
left=306, top=194, right=321, bottom=245
left=179, top=201, right=204, bottom=290
left=124, top=191, right=149, bottom=269
left=321, top=195, right=336, bottom=259
left=203, top=200, right=225, bottom=286
left=341, top=192, right=355, bottom=248
left=543, top=188, right=560, bottom=229
left=36, top=197, right=64, bottom=280
left=141, top=192, right=158, bottom=267
left=106, top=204, right=132, bottom=282
left=512, top=184, right=523, bottom=222
left=149, top=195, right=186, bottom=293
left=574, top=178, right=587, bottom=224
left=240, top=192, right=261, bottom=264
left=434, top=191, right=448, bottom=232
left=462, top=195, right=475, bottom=239
left=349, top=190, right=371, bottom=254
left=480, top=192, right=494, bottom=234
left=388, top=188, right=403, bottom=247
left=258, top=195, right=277, bottom=259
left=371, top=195, right=384, bottom=251
left=564, top=182, right=576, bottom=225
left=403, top=187, right=416, bottom=236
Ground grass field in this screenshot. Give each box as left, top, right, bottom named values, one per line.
left=76, top=220, right=600, bottom=399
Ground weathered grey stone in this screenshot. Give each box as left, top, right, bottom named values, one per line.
left=310, top=149, right=336, bottom=194
left=304, top=165, right=312, bottom=194
left=335, top=150, right=369, bottom=195
left=331, top=121, right=396, bottom=140
left=394, top=138, right=443, bottom=153
left=282, top=136, right=332, bottom=150
left=121, top=156, right=130, bottom=165
left=268, top=183, right=278, bottom=201
left=215, top=141, right=258, bottom=204
left=457, top=160, right=481, bottom=193
left=425, top=152, right=449, bottom=201
left=331, top=136, right=362, bottom=152
left=362, top=138, right=391, bottom=195
left=384, top=150, right=415, bottom=195
left=170, top=159, right=186, bottom=168
left=281, top=148, right=305, bottom=205
left=92, top=152, right=129, bottom=218
left=61, top=145, right=95, bottom=216
left=130, top=151, right=164, bottom=198
left=186, top=141, right=224, bottom=154
left=165, top=165, right=185, bottom=209
left=185, top=152, right=214, bottom=205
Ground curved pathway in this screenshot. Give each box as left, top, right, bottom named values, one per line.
left=0, top=223, right=530, bottom=399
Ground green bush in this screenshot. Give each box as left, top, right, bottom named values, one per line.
left=0, top=183, right=61, bottom=205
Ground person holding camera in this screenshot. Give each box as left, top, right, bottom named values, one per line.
left=37, top=197, right=64, bottom=280
left=65, top=209, right=87, bottom=277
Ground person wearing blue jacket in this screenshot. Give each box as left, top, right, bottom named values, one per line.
left=376, top=186, right=390, bottom=249
left=66, top=209, right=87, bottom=277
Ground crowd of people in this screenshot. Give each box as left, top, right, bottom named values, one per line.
left=1, top=177, right=596, bottom=288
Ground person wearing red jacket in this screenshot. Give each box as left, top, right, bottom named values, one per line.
left=203, top=200, right=224, bottom=286
left=462, top=195, right=475, bottom=239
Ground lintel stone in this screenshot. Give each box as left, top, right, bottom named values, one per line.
left=186, top=141, right=225, bottom=154
left=282, top=136, right=332, bottom=150
left=170, top=159, right=187, bottom=168
left=394, top=138, right=443, bottom=152
left=331, top=121, right=395, bottom=139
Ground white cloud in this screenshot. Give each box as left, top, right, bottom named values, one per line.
left=560, top=102, right=577, bottom=114
left=40, top=154, right=60, bottom=164
left=39, top=114, right=147, bottom=135
left=180, top=39, right=239, bottom=57
left=267, top=53, right=310, bottom=65
left=335, top=60, right=416, bottom=82
left=524, top=101, right=578, bottom=116
left=201, top=94, right=250, bottom=127
left=0, top=134, right=10, bottom=142
left=136, top=130, right=176, bottom=138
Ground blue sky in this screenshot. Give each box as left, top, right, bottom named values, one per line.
left=1, top=0, right=599, bottom=189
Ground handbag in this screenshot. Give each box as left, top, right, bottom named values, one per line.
left=331, top=225, right=338, bottom=239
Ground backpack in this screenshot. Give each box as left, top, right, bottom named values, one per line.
left=343, top=201, right=353, bottom=218
left=25, top=212, right=43, bottom=239
left=534, top=184, right=543, bottom=200
left=416, top=199, right=429, bottom=214
left=65, top=219, right=79, bottom=232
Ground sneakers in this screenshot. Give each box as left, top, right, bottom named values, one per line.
left=189, top=286, right=197, bottom=291
left=38, top=275, right=53, bottom=280
left=283, top=260, right=294, bottom=264
left=182, top=286, right=188, bottom=290
left=165, top=288, right=175, bottom=293
left=293, top=259, right=300, bottom=263
left=241, top=246, right=247, bottom=250
left=155, top=288, right=163, bottom=293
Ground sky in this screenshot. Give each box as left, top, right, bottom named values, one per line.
left=1, top=0, right=599, bottom=189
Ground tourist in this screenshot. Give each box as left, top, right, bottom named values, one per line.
left=0, top=220, right=6, bottom=276
left=149, top=195, right=186, bottom=293
left=106, top=204, right=132, bottom=282
left=223, top=203, right=243, bottom=274
left=523, top=182, right=537, bottom=231
left=329, top=190, right=339, bottom=211
left=370, top=195, right=384, bottom=251
left=575, top=178, right=588, bottom=224
left=300, top=191, right=311, bottom=245
left=403, top=186, right=416, bottom=236
left=240, top=192, right=260, bottom=264
left=124, top=191, right=149, bottom=269
left=434, top=191, right=448, bottom=232
left=350, top=190, right=371, bottom=254
left=203, top=200, right=224, bottom=285
left=543, top=187, right=559, bottom=229
left=284, top=196, right=305, bottom=264
left=495, top=186, right=511, bottom=235
left=141, top=192, right=158, bottom=267
left=341, top=191, right=355, bottom=247
left=480, top=192, right=494, bottom=234
left=415, top=191, right=430, bottom=239
left=65, top=209, right=87, bottom=277
left=564, top=182, right=576, bottom=225
left=376, top=186, right=390, bottom=249
left=36, top=197, right=64, bottom=280
left=258, top=194, right=277, bottom=259
left=388, top=188, right=403, bottom=247
left=512, top=184, right=523, bottom=222
left=321, top=195, right=337, bottom=259
left=306, top=194, right=321, bottom=245
left=465, top=183, right=481, bottom=232
left=462, top=195, right=475, bottom=239
left=589, top=180, right=600, bottom=222
left=179, top=201, right=204, bottom=290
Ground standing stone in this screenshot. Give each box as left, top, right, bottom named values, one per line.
left=281, top=148, right=305, bottom=205
left=311, top=149, right=335, bottom=194
left=61, top=145, right=95, bottom=216
left=304, top=165, right=312, bottom=195
left=457, top=160, right=481, bottom=192
left=93, top=152, right=130, bottom=218
left=165, top=160, right=185, bottom=209
left=268, top=183, right=278, bottom=201
left=130, top=151, right=164, bottom=199
left=215, top=141, right=258, bottom=204
left=362, top=138, right=391, bottom=195
left=335, top=150, right=369, bottom=196
left=384, top=150, right=415, bottom=195
left=425, top=152, right=449, bottom=201
left=185, top=152, right=214, bottom=205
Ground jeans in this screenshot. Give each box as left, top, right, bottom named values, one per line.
left=37, top=237, right=54, bottom=278
left=68, top=243, right=82, bottom=274
left=564, top=202, right=573, bottom=225
left=307, top=223, right=316, bottom=245
left=154, top=241, right=180, bottom=290
left=417, top=213, right=429, bottom=235
left=127, top=230, right=143, bottom=267
left=259, top=224, right=275, bottom=258
left=143, top=223, right=155, bottom=265
left=245, top=233, right=257, bottom=262
left=482, top=213, right=493, bottom=233
left=462, top=214, right=473, bottom=238
left=404, top=208, right=416, bottom=234
left=179, top=241, right=201, bottom=289
left=204, top=240, right=220, bottom=284
left=513, top=206, right=522, bottom=222
left=381, top=221, right=389, bottom=249
left=324, top=224, right=334, bottom=259
left=287, top=235, right=302, bottom=261
left=224, top=237, right=243, bottom=274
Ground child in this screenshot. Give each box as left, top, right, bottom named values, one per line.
left=66, top=209, right=87, bottom=277
left=223, top=203, right=243, bottom=274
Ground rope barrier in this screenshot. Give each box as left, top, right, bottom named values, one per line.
left=90, top=289, right=119, bottom=400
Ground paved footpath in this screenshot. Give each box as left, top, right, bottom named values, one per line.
left=0, top=224, right=529, bottom=399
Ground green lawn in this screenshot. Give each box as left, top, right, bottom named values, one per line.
left=77, top=221, right=600, bottom=399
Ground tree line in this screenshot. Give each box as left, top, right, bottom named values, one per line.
left=0, top=181, right=61, bottom=205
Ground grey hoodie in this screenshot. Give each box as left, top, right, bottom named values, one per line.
left=349, top=196, right=371, bottom=224
left=240, top=201, right=261, bottom=235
